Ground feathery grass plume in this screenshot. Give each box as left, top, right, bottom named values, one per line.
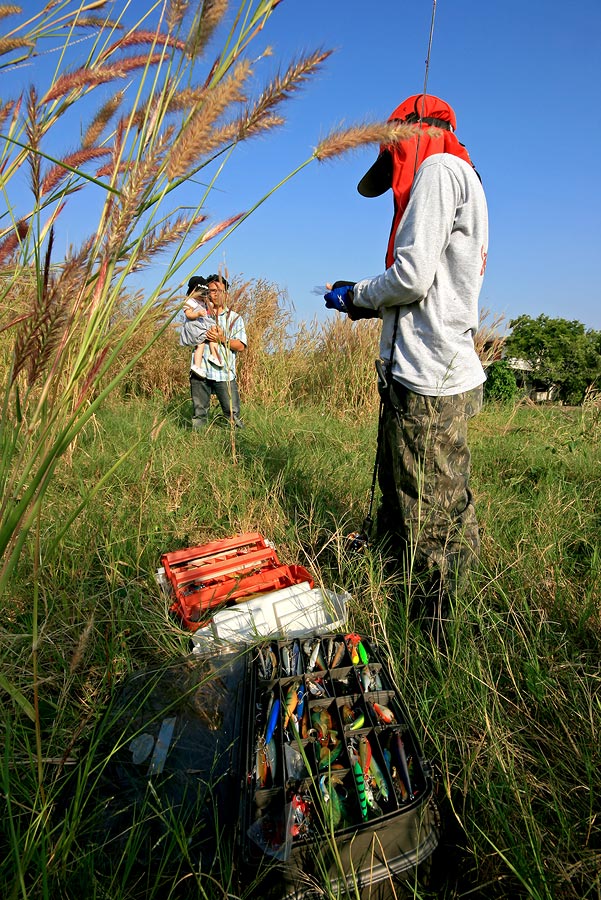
left=314, top=121, right=420, bottom=161
left=185, top=0, right=228, bottom=59
left=25, top=86, right=43, bottom=201
left=186, top=117, right=242, bottom=155
left=168, top=0, right=190, bottom=30
left=69, top=617, right=95, bottom=674
left=63, top=15, right=120, bottom=30
left=104, top=29, right=186, bottom=54
left=134, top=213, right=208, bottom=267
left=163, top=85, right=209, bottom=112
left=0, top=98, right=14, bottom=129
left=197, top=211, right=245, bottom=244
left=167, top=58, right=251, bottom=179
left=0, top=219, right=28, bottom=264
left=475, top=307, right=506, bottom=367
left=94, top=159, right=128, bottom=179
left=234, top=110, right=284, bottom=140
left=234, top=49, right=331, bottom=138
left=42, top=54, right=164, bottom=104
left=0, top=6, right=22, bottom=20
left=11, top=228, right=69, bottom=387
left=40, top=147, right=111, bottom=196
left=0, top=36, right=32, bottom=55
left=107, top=127, right=176, bottom=244
left=42, top=66, right=122, bottom=103
left=82, top=90, right=124, bottom=148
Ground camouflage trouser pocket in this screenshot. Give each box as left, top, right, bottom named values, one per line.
left=377, top=382, right=483, bottom=597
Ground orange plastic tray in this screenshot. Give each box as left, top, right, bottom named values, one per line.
left=160, top=534, right=313, bottom=631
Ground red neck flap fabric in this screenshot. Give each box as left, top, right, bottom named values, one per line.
left=385, top=94, right=474, bottom=267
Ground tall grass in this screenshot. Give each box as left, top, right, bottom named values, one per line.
left=1, top=379, right=599, bottom=898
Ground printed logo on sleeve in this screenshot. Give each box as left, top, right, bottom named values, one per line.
left=480, top=245, right=488, bottom=276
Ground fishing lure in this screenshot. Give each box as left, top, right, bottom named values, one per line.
left=267, top=645, right=278, bottom=679
left=265, top=736, right=277, bottom=783
left=292, top=639, right=302, bottom=675
left=311, top=707, right=332, bottom=742
left=349, top=712, right=365, bottom=730
left=318, top=741, right=343, bottom=770
left=303, top=639, right=322, bottom=672
left=392, top=732, right=414, bottom=801
left=345, top=634, right=361, bottom=665
left=265, top=697, right=280, bottom=744
left=369, top=755, right=389, bottom=802
left=283, top=680, right=300, bottom=729
left=340, top=703, right=355, bottom=725
left=357, top=641, right=369, bottom=665
left=370, top=701, right=396, bottom=724
left=330, top=640, right=346, bottom=668
left=319, top=773, right=346, bottom=829
left=295, top=683, right=306, bottom=719
left=358, top=735, right=372, bottom=775
left=307, top=678, right=328, bottom=698
left=256, top=739, right=269, bottom=788
left=363, top=776, right=383, bottom=816
left=361, top=664, right=382, bottom=691
left=345, top=633, right=369, bottom=665
left=352, top=759, right=368, bottom=821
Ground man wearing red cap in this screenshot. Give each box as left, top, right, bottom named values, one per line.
left=325, top=94, right=488, bottom=632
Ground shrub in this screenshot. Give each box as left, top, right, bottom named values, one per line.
left=484, top=359, right=519, bottom=403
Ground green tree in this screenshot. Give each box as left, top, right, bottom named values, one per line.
left=505, top=314, right=601, bottom=404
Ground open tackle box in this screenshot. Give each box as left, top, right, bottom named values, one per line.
left=239, top=632, right=440, bottom=899
left=158, top=533, right=314, bottom=631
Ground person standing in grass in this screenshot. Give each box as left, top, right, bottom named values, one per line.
left=324, top=94, right=488, bottom=630
left=183, top=274, right=247, bottom=430
left=182, top=276, right=224, bottom=373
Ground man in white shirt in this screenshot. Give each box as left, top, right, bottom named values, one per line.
left=325, top=94, right=488, bottom=635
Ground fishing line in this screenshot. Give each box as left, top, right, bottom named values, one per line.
left=415, top=0, right=438, bottom=172
left=421, top=0, right=438, bottom=115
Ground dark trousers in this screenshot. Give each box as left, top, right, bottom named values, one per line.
left=189, top=372, right=242, bottom=429
left=376, top=379, right=483, bottom=612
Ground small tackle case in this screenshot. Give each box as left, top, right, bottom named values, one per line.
left=238, top=632, right=440, bottom=899
left=159, top=533, right=313, bottom=631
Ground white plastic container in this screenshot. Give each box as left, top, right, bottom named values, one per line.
left=190, top=582, right=349, bottom=654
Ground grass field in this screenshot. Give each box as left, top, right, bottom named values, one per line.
left=1, top=387, right=599, bottom=900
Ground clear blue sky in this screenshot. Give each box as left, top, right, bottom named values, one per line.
left=193, top=0, right=601, bottom=331
left=4, top=1, right=601, bottom=331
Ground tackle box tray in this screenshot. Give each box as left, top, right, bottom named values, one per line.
left=238, top=632, right=440, bottom=898
left=159, top=533, right=314, bottom=631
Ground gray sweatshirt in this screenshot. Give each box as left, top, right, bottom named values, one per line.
left=353, top=153, right=488, bottom=396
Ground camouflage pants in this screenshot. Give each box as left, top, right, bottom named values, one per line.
left=376, top=380, right=483, bottom=610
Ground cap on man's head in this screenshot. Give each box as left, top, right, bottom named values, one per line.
left=357, top=94, right=457, bottom=198
left=187, top=275, right=207, bottom=296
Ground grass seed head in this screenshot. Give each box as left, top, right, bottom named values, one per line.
left=314, top=121, right=420, bottom=161
left=185, top=0, right=228, bottom=58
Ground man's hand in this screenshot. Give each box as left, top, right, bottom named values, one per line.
left=324, top=280, right=380, bottom=321
left=324, top=281, right=355, bottom=312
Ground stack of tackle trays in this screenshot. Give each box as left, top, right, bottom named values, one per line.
left=159, top=533, right=313, bottom=631
left=240, top=632, right=440, bottom=898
